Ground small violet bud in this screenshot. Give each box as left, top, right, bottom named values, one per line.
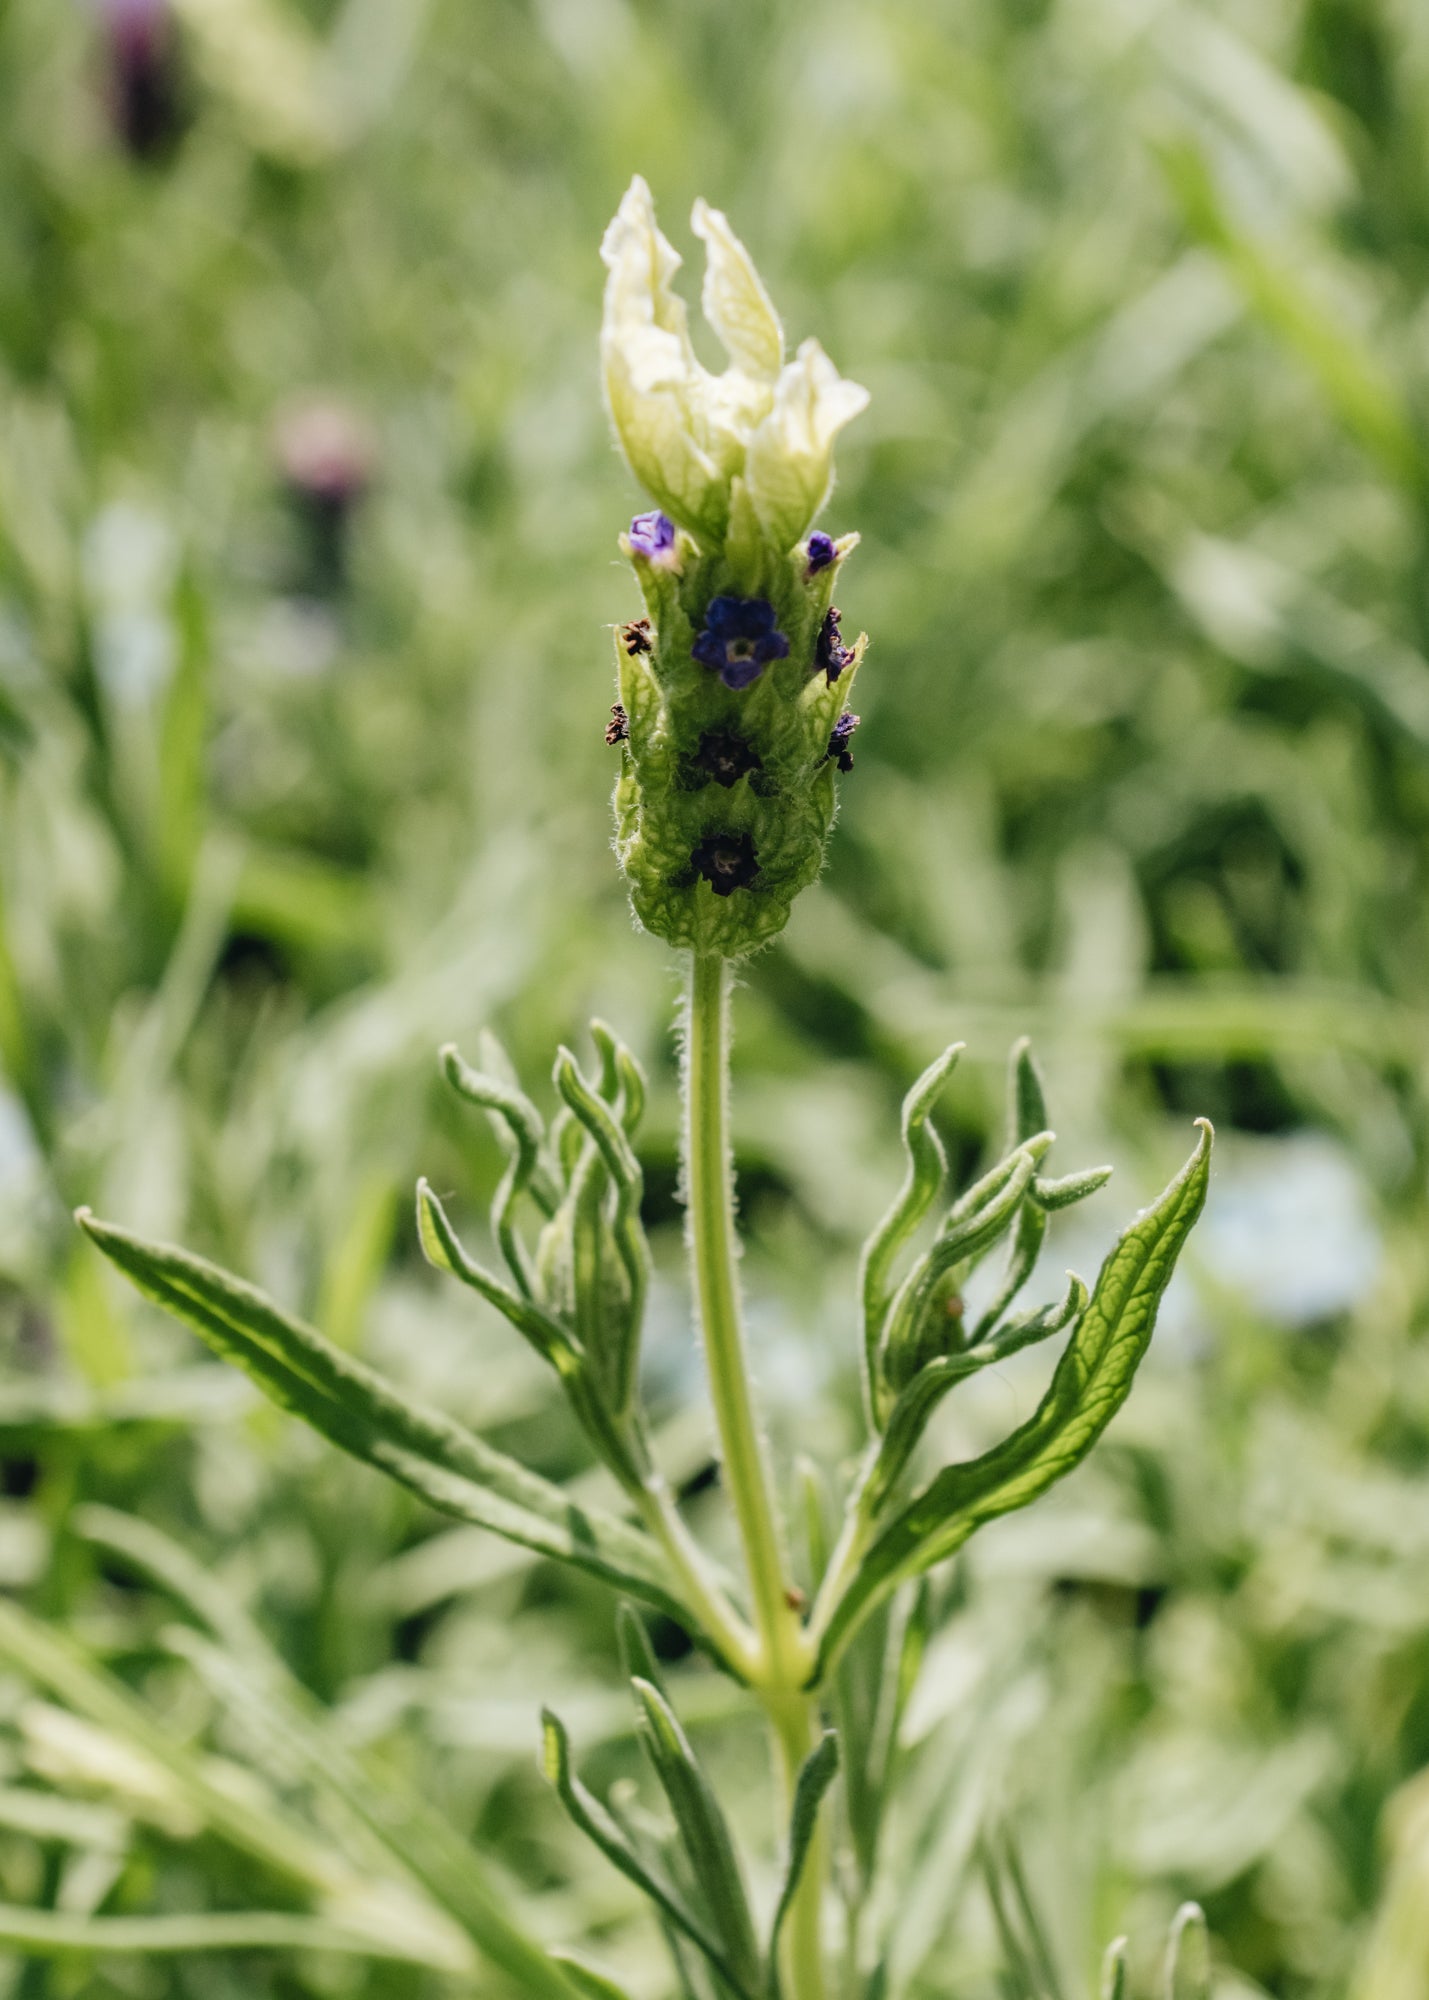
left=628, top=510, right=679, bottom=569
left=826, top=710, right=860, bottom=773
left=692, top=596, right=790, bottom=691
left=690, top=832, right=760, bottom=897
left=805, top=531, right=837, bottom=576
left=815, top=606, right=855, bottom=685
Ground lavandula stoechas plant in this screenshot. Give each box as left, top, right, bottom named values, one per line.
left=78, top=182, right=1213, bottom=2000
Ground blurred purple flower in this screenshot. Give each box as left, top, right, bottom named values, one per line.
left=94, top=0, right=184, bottom=159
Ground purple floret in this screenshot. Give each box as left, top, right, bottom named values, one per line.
left=806, top=532, right=837, bottom=575
left=815, top=606, right=855, bottom=685
left=692, top=596, right=790, bottom=691
left=826, top=710, right=860, bottom=772
left=691, top=831, right=760, bottom=897
left=628, top=510, right=678, bottom=565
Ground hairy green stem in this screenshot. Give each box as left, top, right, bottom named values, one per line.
left=684, top=953, right=825, bottom=2000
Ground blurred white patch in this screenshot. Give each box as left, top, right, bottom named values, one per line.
left=83, top=502, right=177, bottom=706
left=1197, top=1129, right=1381, bottom=1327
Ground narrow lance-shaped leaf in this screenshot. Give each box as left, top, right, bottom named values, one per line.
left=767, top=1731, right=839, bottom=1998
left=590, top=1018, right=648, bottom=1138
left=540, top=1711, right=754, bottom=1999
left=813, top=1123, right=1212, bottom=1678
left=1008, top=1038, right=1048, bottom=1147
left=878, top=1138, right=1049, bottom=1398
left=856, top=1270, right=1090, bottom=1525
left=1033, top=1163, right=1113, bottom=1212
left=442, top=1042, right=555, bottom=1289
left=417, top=1182, right=647, bottom=1493
left=555, top=1047, right=652, bottom=1416
left=78, top=1212, right=683, bottom=1620
left=616, top=1604, right=667, bottom=1699
left=416, top=1180, right=581, bottom=1375
left=969, top=1199, right=1047, bottom=1343
left=859, top=1045, right=961, bottom=1418
left=630, top=1678, right=761, bottom=1995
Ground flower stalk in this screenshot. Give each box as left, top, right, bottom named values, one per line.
left=685, top=951, right=824, bottom=1996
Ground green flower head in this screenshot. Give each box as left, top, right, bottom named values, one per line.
left=599, top=177, right=870, bottom=959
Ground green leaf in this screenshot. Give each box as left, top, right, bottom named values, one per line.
left=1033, top=1164, right=1113, bottom=1212
left=629, top=1679, right=760, bottom=1993
left=416, top=1180, right=581, bottom=1374
left=555, top=1047, right=651, bottom=1416
left=1165, top=1904, right=1211, bottom=2000
left=986, top=1273, right=1088, bottom=1361
left=767, top=1731, right=839, bottom=1997
left=77, top=1211, right=682, bottom=1620
left=550, top=1953, right=639, bottom=2000
left=1102, top=1937, right=1129, bottom=2000
left=1008, top=1037, right=1048, bottom=1146
left=969, top=1199, right=1047, bottom=1343
left=589, top=1018, right=648, bottom=1138
left=879, top=1138, right=1048, bottom=1400
left=616, top=1603, right=667, bottom=1698
left=859, top=1045, right=961, bottom=1415
left=442, top=1042, right=554, bottom=1288
left=813, top=1122, right=1212, bottom=1678
left=540, top=1711, right=753, bottom=1998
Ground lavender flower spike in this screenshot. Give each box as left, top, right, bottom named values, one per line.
left=692, top=597, right=790, bottom=691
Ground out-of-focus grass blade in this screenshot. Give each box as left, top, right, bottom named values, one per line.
left=1161, top=139, right=1419, bottom=490
left=0, top=1597, right=352, bottom=1900
left=1102, top=1936, right=1129, bottom=2000
left=550, top=1953, right=638, bottom=2000
left=0, top=1905, right=465, bottom=1965
left=1165, top=1903, right=1211, bottom=2000
left=170, top=1628, right=582, bottom=2000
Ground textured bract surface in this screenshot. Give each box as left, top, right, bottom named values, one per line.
left=600, top=181, right=868, bottom=957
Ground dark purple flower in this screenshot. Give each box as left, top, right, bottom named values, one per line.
left=628, top=510, right=678, bottom=567
left=806, top=531, right=837, bottom=576
left=692, top=597, right=790, bottom=691
left=690, top=831, right=760, bottom=897
left=826, top=710, right=860, bottom=772
left=693, top=728, right=760, bottom=788
left=815, top=606, right=854, bottom=684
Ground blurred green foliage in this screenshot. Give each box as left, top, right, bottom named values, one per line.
left=3, top=0, right=1429, bottom=1993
